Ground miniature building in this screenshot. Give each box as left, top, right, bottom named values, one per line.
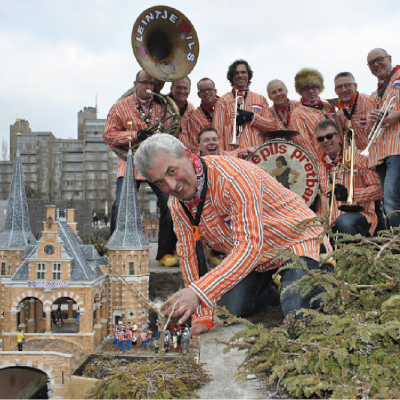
left=0, top=148, right=150, bottom=398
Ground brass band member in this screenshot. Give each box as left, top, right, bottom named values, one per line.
left=267, top=79, right=300, bottom=130
left=315, top=120, right=382, bottom=236
left=289, top=68, right=342, bottom=162
left=213, top=59, right=276, bottom=152
left=187, top=78, right=219, bottom=154
left=366, top=48, right=400, bottom=229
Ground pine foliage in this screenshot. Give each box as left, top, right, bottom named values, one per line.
left=83, top=355, right=211, bottom=399
left=218, top=228, right=400, bottom=399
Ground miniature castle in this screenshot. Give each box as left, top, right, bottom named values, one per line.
left=0, top=147, right=150, bottom=355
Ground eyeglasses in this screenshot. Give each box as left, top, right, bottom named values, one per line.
left=136, top=80, right=155, bottom=86
left=198, top=87, right=215, bottom=94
left=367, top=55, right=389, bottom=67
left=335, top=82, right=354, bottom=91
left=317, top=133, right=336, bottom=143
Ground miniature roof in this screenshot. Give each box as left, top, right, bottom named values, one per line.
left=0, top=150, right=37, bottom=248
left=11, top=221, right=104, bottom=282
left=107, top=149, right=149, bottom=250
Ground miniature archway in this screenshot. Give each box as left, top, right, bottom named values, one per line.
left=51, top=297, right=79, bottom=333
left=0, top=366, right=50, bottom=399
left=16, top=297, right=45, bottom=333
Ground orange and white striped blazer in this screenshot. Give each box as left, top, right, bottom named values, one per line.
left=187, top=105, right=213, bottom=153
left=103, top=95, right=165, bottom=179
left=169, top=155, right=331, bottom=328
left=213, top=90, right=277, bottom=152
left=367, top=68, right=400, bottom=168
left=336, top=93, right=373, bottom=151
left=270, top=100, right=300, bottom=130
left=289, top=102, right=343, bottom=162
left=175, top=102, right=197, bottom=152
left=316, top=152, right=383, bottom=235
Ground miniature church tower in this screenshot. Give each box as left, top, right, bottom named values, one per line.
left=106, top=147, right=150, bottom=326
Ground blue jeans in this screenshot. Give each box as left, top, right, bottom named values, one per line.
left=110, top=177, right=177, bottom=259
left=376, top=155, right=400, bottom=229
left=334, top=212, right=370, bottom=236
left=217, top=257, right=327, bottom=318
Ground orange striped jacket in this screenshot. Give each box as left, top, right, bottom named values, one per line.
left=103, top=95, right=165, bottom=179
left=169, top=155, right=331, bottom=328
left=316, top=152, right=383, bottom=235
left=367, top=68, right=400, bottom=168
left=270, top=100, right=300, bottom=130
left=289, top=102, right=343, bottom=162
left=213, top=90, right=277, bottom=152
left=175, top=102, right=196, bottom=152
left=187, top=105, right=213, bottom=153
left=336, top=93, right=372, bottom=151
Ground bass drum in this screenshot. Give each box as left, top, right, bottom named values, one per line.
left=247, top=140, right=319, bottom=206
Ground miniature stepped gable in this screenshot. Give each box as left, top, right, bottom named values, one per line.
left=107, top=149, right=149, bottom=250
left=0, top=149, right=37, bottom=248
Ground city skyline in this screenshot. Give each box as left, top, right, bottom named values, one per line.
left=1, top=0, right=400, bottom=155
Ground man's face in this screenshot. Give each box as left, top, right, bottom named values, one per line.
left=334, top=76, right=357, bottom=104
left=232, top=64, right=249, bottom=89
left=198, top=130, right=221, bottom=156
left=171, top=78, right=191, bottom=104
left=316, top=126, right=341, bottom=157
left=134, top=71, right=155, bottom=100
left=268, top=82, right=288, bottom=107
left=300, top=86, right=320, bottom=104
left=367, top=49, right=392, bottom=80
left=145, top=149, right=197, bottom=201
left=197, top=79, right=217, bottom=106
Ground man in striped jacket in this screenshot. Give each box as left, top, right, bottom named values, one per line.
left=289, top=68, right=343, bottom=162
left=366, top=48, right=400, bottom=229
left=186, top=78, right=219, bottom=155
left=134, top=134, right=331, bottom=338
left=213, top=59, right=277, bottom=153
left=103, top=69, right=178, bottom=267
left=267, top=79, right=300, bottom=131
left=314, top=120, right=383, bottom=236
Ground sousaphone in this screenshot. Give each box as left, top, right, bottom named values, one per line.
left=111, top=6, right=200, bottom=160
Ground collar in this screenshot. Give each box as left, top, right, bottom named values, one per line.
left=134, top=92, right=153, bottom=108
left=182, top=153, right=206, bottom=210
left=338, top=91, right=358, bottom=110
left=320, top=151, right=342, bottom=169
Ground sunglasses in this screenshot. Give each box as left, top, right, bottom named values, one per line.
left=317, top=133, right=336, bottom=143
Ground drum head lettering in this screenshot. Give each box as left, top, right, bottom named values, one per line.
left=248, top=140, right=319, bottom=206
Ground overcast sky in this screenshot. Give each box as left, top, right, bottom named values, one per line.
left=1, top=0, right=399, bottom=159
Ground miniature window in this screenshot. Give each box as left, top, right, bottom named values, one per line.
left=129, top=262, right=134, bottom=275
left=1, top=262, right=6, bottom=275
left=53, top=263, right=61, bottom=280
left=37, top=263, right=45, bottom=280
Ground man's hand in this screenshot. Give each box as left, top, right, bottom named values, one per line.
left=334, top=184, right=348, bottom=202
left=161, top=288, right=200, bottom=325
left=190, top=323, right=209, bottom=338
left=137, top=129, right=153, bottom=142
left=239, top=146, right=257, bottom=159
left=236, top=110, right=254, bottom=126
left=381, top=110, right=400, bottom=129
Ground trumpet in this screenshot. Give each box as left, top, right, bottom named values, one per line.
left=230, top=89, right=244, bottom=146
left=361, top=96, right=396, bottom=158
left=338, top=128, right=364, bottom=213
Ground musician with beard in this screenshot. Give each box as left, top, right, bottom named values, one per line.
left=213, top=59, right=276, bottom=153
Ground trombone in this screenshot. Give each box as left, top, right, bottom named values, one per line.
left=361, top=96, right=396, bottom=157
left=338, top=128, right=363, bottom=213
left=230, top=89, right=244, bottom=146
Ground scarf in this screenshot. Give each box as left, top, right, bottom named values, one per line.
left=338, top=92, right=359, bottom=121
left=232, top=86, right=249, bottom=98
left=134, top=92, right=153, bottom=109
left=273, top=100, right=292, bottom=127
left=179, top=154, right=208, bottom=277
left=320, top=152, right=342, bottom=169
left=377, top=65, right=400, bottom=103
left=301, top=97, right=324, bottom=109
